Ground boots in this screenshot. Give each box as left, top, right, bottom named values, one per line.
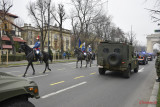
left=156, top=77, right=160, bottom=82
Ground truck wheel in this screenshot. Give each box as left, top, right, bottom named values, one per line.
left=123, top=65, right=131, bottom=78
left=99, top=68, right=105, bottom=75
left=143, top=61, right=146, bottom=65
left=2, top=100, right=35, bottom=107
left=107, top=53, right=121, bottom=66
left=134, top=64, right=139, bottom=73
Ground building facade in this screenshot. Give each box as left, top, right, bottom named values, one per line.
left=21, top=24, right=71, bottom=53
left=0, top=11, right=25, bottom=51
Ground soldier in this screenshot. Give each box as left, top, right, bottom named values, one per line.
left=155, top=52, right=160, bottom=82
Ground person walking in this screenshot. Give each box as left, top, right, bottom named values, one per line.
left=155, top=52, right=160, bottom=82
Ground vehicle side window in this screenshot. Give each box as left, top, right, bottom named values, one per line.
left=103, top=48, right=109, bottom=53
left=114, top=48, right=120, bottom=53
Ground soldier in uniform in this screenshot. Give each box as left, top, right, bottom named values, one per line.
left=155, top=52, right=160, bottom=82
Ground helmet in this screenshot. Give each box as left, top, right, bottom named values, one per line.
left=36, top=35, right=40, bottom=40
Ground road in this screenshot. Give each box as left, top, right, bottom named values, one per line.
left=0, top=59, right=157, bottom=107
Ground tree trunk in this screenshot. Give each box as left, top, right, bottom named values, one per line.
left=60, top=25, right=64, bottom=57
left=6, top=32, right=16, bottom=55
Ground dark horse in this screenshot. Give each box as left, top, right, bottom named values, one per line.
left=74, top=48, right=92, bottom=68
left=20, top=43, right=52, bottom=77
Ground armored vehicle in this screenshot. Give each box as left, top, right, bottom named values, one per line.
left=0, top=72, right=40, bottom=107
left=97, top=41, right=139, bottom=78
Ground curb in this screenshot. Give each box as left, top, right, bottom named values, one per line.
left=0, top=60, right=77, bottom=68
left=148, top=82, right=159, bottom=107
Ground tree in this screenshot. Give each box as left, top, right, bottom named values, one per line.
left=0, top=0, right=16, bottom=55
left=126, top=26, right=136, bottom=45
left=14, top=17, right=24, bottom=27
left=27, top=0, right=52, bottom=51
left=70, top=0, right=104, bottom=47
left=51, top=4, right=66, bottom=56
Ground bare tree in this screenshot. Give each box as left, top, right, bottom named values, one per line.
left=51, top=3, right=66, bottom=56
left=70, top=0, right=104, bottom=47
left=27, top=0, right=52, bottom=51
left=14, top=17, right=24, bottom=27
left=0, top=0, right=16, bottom=55
left=126, top=26, right=136, bottom=45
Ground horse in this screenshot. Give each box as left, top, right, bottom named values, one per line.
left=20, top=43, right=53, bottom=77
left=74, top=48, right=92, bottom=68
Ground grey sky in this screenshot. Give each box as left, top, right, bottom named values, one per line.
left=10, top=0, right=158, bottom=46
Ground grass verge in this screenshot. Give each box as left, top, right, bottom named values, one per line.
left=157, top=83, right=160, bottom=107
left=0, top=59, right=76, bottom=68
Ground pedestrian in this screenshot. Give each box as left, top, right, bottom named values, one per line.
left=155, top=52, right=160, bottom=82
left=63, top=52, right=66, bottom=59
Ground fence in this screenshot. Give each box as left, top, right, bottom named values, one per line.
left=0, top=50, right=8, bottom=65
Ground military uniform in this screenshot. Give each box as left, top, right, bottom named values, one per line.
left=155, top=52, right=160, bottom=82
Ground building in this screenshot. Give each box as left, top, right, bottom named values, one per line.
left=21, top=24, right=71, bottom=53
left=0, top=11, right=25, bottom=51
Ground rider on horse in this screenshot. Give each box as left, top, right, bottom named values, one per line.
left=33, top=36, right=41, bottom=60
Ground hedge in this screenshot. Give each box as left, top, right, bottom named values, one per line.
left=1, top=54, right=26, bottom=62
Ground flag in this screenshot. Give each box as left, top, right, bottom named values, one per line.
left=80, top=42, right=85, bottom=49
left=79, top=39, right=81, bottom=48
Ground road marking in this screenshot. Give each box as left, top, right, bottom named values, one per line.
left=90, top=72, right=96, bottom=75
left=27, top=74, right=48, bottom=79
left=74, top=76, right=85, bottom=79
left=50, top=81, right=65, bottom=86
left=41, top=82, right=87, bottom=99
left=139, top=68, right=144, bottom=72
left=57, top=68, right=65, bottom=71
left=17, top=74, right=28, bottom=77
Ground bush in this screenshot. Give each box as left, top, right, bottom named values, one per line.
left=1, top=54, right=26, bottom=62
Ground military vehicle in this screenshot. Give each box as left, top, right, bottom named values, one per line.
left=0, top=72, right=40, bottom=107
left=137, top=52, right=148, bottom=65
left=97, top=41, right=139, bottom=78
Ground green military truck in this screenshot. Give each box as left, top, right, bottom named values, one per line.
left=0, top=72, right=40, bottom=107
left=97, top=41, right=139, bottom=78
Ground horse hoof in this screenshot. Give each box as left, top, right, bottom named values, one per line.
left=43, top=72, right=45, bottom=74
left=23, top=75, right=25, bottom=77
left=33, top=73, right=35, bottom=75
left=49, top=69, right=51, bottom=71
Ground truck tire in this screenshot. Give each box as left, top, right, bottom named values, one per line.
left=2, top=100, right=35, bottom=107
left=107, top=53, right=121, bottom=66
left=134, top=64, right=139, bottom=73
left=99, top=68, right=105, bottom=75
left=123, top=65, right=131, bottom=78
left=143, top=61, right=146, bottom=65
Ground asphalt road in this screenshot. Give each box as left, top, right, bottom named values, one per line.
left=0, top=59, right=157, bottom=107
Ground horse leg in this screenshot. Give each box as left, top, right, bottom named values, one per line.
left=80, top=60, right=82, bottom=68
left=76, top=59, right=78, bottom=68
left=86, top=60, right=87, bottom=68
left=43, top=61, right=47, bottom=73
left=90, top=59, right=91, bottom=67
left=23, top=62, right=31, bottom=77
left=47, top=61, right=51, bottom=71
left=31, top=62, right=35, bottom=75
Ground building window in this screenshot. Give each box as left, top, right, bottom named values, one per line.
left=66, top=37, right=69, bottom=51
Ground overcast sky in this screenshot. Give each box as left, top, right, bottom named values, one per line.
left=10, top=0, right=159, bottom=46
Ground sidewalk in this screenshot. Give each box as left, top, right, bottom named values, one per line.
left=0, top=58, right=76, bottom=67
